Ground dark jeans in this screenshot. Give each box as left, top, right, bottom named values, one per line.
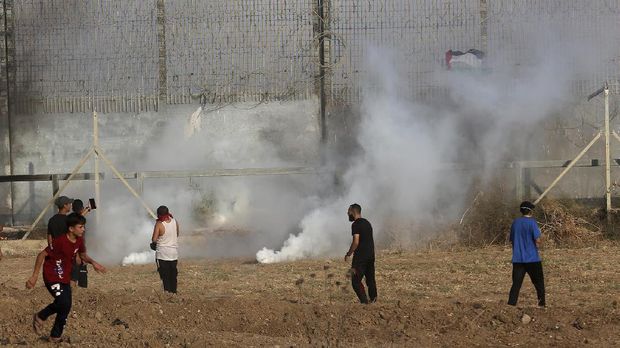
left=157, top=259, right=178, bottom=293
left=351, top=258, right=377, bottom=304
left=508, top=262, right=545, bottom=307
left=38, top=282, right=72, bottom=338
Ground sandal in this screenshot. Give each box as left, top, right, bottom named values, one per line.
left=48, top=336, right=63, bottom=343
left=31, top=314, right=43, bottom=335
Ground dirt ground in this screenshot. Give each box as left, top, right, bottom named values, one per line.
left=0, top=240, right=619, bottom=347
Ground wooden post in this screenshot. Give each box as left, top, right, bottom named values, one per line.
left=534, top=132, right=602, bottom=204
left=515, top=162, right=523, bottom=202
left=22, top=148, right=95, bottom=239
left=94, top=147, right=156, bottom=219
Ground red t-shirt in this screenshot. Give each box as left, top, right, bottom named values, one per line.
left=42, top=234, right=86, bottom=284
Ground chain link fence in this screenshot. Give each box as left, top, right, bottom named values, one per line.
left=3, top=0, right=619, bottom=113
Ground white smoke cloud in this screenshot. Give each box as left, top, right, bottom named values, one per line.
left=58, top=5, right=619, bottom=265
left=256, top=13, right=620, bottom=263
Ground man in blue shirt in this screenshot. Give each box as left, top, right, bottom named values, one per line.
left=508, top=201, right=545, bottom=307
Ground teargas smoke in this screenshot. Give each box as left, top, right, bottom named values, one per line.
left=61, top=11, right=617, bottom=265
left=256, top=16, right=620, bottom=263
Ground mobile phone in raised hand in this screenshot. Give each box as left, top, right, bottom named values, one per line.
left=89, top=198, right=97, bottom=209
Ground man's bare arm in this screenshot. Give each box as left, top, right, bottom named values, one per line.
left=345, top=234, right=360, bottom=261
left=79, top=252, right=107, bottom=273
left=26, top=249, right=48, bottom=289
left=151, top=222, right=162, bottom=243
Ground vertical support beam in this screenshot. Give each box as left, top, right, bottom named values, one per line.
left=0, top=0, right=15, bottom=224
left=316, top=0, right=327, bottom=145
left=523, top=167, right=532, bottom=199
left=515, top=162, right=523, bottom=202
left=479, top=0, right=488, bottom=54
left=156, top=0, right=168, bottom=104
left=51, top=175, right=59, bottom=196
left=137, top=172, right=144, bottom=195
left=604, top=84, right=611, bottom=212
left=93, top=112, right=101, bottom=222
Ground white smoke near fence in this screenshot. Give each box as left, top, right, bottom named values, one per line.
left=256, top=16, right=620, bottom=263
left=57, top=9, right=620, bottom=265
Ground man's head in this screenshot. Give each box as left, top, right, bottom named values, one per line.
left=157, top=205, right=169, bottom=216
left=66, top=212, right=86, bottom=238
left=72, top=199, right=85, bottom=214
left=348, top=203, right=362, bottom=222
left=55, top=196, right=74, bottom=213
left=519, top=201, right=535, bottom=216
left=156, top=205, right=172, bottom=222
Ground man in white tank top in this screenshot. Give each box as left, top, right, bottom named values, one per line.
left=151, top=205, right=179, bottom=293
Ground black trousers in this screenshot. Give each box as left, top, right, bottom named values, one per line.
left=157, top=259, right=178, bottom=293
left=508, top=262, right=545, bottom=306
left=351, top=258, right=377, bottom=304
left=38, top=282, right=72, bottom=338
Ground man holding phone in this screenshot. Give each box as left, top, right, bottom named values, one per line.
left=70, top=198, right=96, bottom=288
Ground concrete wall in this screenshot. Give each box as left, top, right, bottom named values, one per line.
left=5, top=99, right=320, bottom=225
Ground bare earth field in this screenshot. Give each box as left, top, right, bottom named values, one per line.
left=0, top=240, right=619, bottom=347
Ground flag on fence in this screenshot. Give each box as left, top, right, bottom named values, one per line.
left=445, top=49, right=485, bottom=71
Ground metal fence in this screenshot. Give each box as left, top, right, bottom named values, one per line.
left=2, top=0, right=619, bottom=114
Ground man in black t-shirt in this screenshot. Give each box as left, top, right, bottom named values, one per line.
left=344, top=203, right=377, bottom=304
left=47, top=196, right=73, bottom=247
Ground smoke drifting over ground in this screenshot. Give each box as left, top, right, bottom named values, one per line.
left=63, top=10, right=619, bottom=265
left=256, top=17, right=620, bottom=263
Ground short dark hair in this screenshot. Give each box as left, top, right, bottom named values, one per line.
left=67, top=212, right=86, bottom=227
left=157, top=205, right=169, bottom=216
left=519, top=201, right=535, bottom=215
left=349, top=203, right=361, bottom=214
left=72, top=199, right=84, bottom=213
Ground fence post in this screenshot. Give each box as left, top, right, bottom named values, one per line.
left=479, top=0, right=488, bottom=53
left=51, top=175, right=59, bottom=196
left=316, top=0, right=328, bottom=145
left=156, top=0, right=168, bottom=105
left=0, top=0, right=15, bottom=225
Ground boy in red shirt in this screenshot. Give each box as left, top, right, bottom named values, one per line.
left=25, top=213, right=106, bottom=342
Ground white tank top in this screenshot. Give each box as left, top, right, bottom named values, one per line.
left=156, top=218, right=178, bottom=261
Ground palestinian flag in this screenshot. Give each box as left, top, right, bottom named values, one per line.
left=445, top=49, right=485, bottom=70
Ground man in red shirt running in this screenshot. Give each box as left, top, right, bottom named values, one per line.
left=26, top=213, right=106, bottom=342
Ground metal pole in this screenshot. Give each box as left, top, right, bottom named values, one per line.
left=604, top=85, right=611, bottom=212
left=93, top=111, right=101, bottom=221
left=22, top=148, right=95, bottom=239
left=94, top=146, right=157, bottom=219
left=534, top=132, right=602, bottom=205
left=317, top=0, right=327, bottom=145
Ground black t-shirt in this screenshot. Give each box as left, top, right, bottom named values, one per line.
left=351, top=218, right=374, bottom=263
left=47, top=213, right=68, bottom=238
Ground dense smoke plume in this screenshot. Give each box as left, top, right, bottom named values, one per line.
left=59, top=8, right=619, bottom=265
